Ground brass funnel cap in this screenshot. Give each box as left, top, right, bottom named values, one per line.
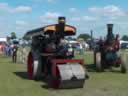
left=58, top=17, right=66, bottom=24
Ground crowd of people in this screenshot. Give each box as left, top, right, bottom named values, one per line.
left=0, top=43, right=18, bottom=63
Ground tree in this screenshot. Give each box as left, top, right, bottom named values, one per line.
left=11, top=32, right=17, bottom=39
left=6, top=36, right=11, bottom=42
left=77, top=33, right=91, bottom=41
left=121, top=35, right=128, bottom=41
left=6, top=32, right=17, bottom=43
left=23, top=37, right=31, bottom=41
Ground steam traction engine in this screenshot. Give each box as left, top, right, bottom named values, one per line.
left=24, top=17, right=87, bottom=88
left=94, top=24, right=127, bottom=73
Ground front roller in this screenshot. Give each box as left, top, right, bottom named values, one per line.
left=52, top=63, right=86, bottom=89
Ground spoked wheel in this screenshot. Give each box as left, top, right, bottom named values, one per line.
left=27, top=52, right=33, bottom=79
left=95, top=53, right=102, bottom=72
left=120, top=54, right=127, bottom=73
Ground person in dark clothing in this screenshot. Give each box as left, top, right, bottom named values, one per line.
left=12, top=45, right=18, bottom=63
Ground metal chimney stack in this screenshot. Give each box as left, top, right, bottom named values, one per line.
left=107, top=24, right=113, bottom=35
left=56, top=17, right=66, bottom=36
left=107, top=24, right=114, bottom=43
left=58, top=17, right=66, bottom=24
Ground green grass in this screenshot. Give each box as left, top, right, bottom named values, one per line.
left=0, top=52, right=128, bottom=96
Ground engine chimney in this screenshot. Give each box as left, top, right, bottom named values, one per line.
left=58, top=17, right=66, bottom=24
left=107, top=24, right=113, bottom=35
left=106, top=24, right=114, bottom=44
left=56, top=17, right=66, bottom=36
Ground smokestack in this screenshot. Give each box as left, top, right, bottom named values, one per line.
left=107, top=24, right=113, bottom=35
left=90, top=30, right=93, bottom=40
left=56, top=16, right=66, bottom=37
left=58, top=17, right=66, bottom=24
left=107, top=24, right=114, bottom=43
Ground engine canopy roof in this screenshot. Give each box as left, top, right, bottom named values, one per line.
left=24, top=24, right=76, bottom=39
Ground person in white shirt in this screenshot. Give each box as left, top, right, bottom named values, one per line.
left=79, top=43, right=83, bottom=55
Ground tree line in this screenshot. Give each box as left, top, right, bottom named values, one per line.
left=78, top=34, right=128, bottom=41
left=6, top=32, right=128, bottom=41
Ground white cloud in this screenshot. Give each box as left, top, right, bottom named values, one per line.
left=70, top=16, right=98, bottom=22
left=47, top=0, right=55, bottom=3
left=32, top=0, right=56, bottom=3
left=83, top=16, right=98, bottom=21
left=69, top=8, right=78, bottom=13
left=88, top=5, right=127, bottom=18
left=0, top=3, right=9, bottom=11
left=16, top=20, right=28, bottom=26
left=44, top=12, right=61, bottom=18
left=70, top=17, right=81, bottom=22
left=0, top=3, right=32, bottom=13
left=11, top=6, right=32, bottom=13
left=40, top=12, right=61, bottom=23
left=0, top=3, right=8, bottom=8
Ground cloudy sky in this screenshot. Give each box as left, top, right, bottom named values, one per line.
left=0, top=0, right=128, bottom=38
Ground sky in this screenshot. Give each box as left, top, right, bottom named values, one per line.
left=0, top=0, right=128, bottom=38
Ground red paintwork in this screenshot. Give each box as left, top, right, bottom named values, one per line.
left=27, top=52, right=84, bottom=88
left=27, top=52, right=33, bottom=79
left=41, top=53, right=54, bottom=56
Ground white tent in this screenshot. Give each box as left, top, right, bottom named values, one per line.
left=120, top=40, right=128, bottom=45
left=0, top=37, right=7, bottom=42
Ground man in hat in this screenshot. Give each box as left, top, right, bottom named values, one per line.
left=12, top=45, right=18, bottom=63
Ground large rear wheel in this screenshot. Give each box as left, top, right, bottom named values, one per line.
left=27, top=52, right=42, bottom=79
left=120, top=54, right=127, bottom=73
left=27, top=52, right=33, bottom=79
left=95, top=53, right=102, bottom=72
left=33, top=59, right=42, bottom=80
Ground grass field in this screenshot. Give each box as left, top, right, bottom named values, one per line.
left=0, top=52, right=128, bottom=96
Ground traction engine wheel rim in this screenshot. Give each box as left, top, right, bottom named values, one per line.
left=96, top=53, right=102, bottom=72
left=52, top=66, right=60, bottom=89
left=121, top=55, right=127, bottom=73
left=27, top=52, right=33, bottom=79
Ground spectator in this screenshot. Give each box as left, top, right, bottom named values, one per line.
left=79, top=43, right=83, bottom=55
left=5, top=45, right=9, bottom=56
left=12, top=45, right=18, bottom=63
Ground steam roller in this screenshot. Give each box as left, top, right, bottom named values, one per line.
left=24, top=17, right=87, bottom=89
